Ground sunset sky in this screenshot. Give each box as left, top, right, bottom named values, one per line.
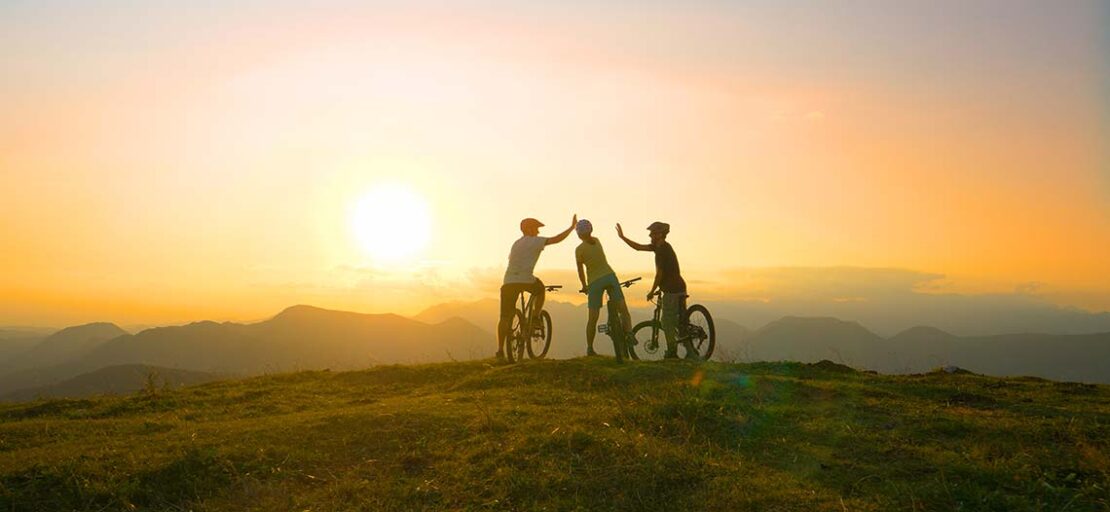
left=2, top=0, right=1107, bottom=326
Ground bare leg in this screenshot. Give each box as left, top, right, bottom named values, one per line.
left=586, top=308, right=600, bottom=354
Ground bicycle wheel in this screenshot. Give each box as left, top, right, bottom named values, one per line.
left=607, top=323, right=625, bottom=362
left=685, top=304, right=716, bottom=360
left=526, top=310, right=553, bottom=359
left=503, top=309, right=526, bottom=363
left=627, top=320, right=663, bottom=361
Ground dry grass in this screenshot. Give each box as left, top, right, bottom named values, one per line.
left=0, top=358, right=1106, bottom=511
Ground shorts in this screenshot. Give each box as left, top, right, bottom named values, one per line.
left=660, top=292, right=689, bottom=348
left=586, top=273, right=624, bottom=310
left=500, top=278, right=544, bottom=319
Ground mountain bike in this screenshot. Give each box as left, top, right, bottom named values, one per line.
left=628, top=290, right=716, bottom=361
left=595, top=277, right=642, bottom=362
left=503, top=284, right=561, bottom=363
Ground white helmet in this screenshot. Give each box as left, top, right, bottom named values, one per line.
left=576, top=219, right=593, bottom=236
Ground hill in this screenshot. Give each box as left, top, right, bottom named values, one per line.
left=1, top=364, right=227, bottom=401
left=0, top=337, right=42, bottom=363
left=0, top=306, right=490, bottom=396
left=883, top=329, right=1110, bottom=382
left=0, top=322, right=128, bottom=371
left=0, top=359, right=1105, bottom=511
left=0, top=327, right=56, bottom=340
left=743, top=316, right=885, bottom=367
left=729, top=318, right=1110, bottom=383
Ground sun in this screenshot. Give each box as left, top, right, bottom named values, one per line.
left=350, top=184, right=432, bottom=262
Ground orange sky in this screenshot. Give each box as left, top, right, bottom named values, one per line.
left=1, top=1, right=1107, bottom=326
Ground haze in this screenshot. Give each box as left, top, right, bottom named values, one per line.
left=2, top=0, right=1107, bottom=327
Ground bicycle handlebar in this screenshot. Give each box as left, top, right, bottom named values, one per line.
left=545, top=285, right=562, bottom=292
left=620, top=277, right=642, bottom=288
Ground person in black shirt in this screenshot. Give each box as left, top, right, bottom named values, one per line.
left=616, top=221, right=700, bottom=360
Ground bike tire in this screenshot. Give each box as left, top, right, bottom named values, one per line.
left=627, top=320, right=662, bottom=361
left=609, top=322, right=626, bottom=362
left=686, top=304, right=715, bottom=360
left=527, top=310, right=553, bottom=359
left=504, top=309, right=526, bottom=363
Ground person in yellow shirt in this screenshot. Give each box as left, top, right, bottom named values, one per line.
left=574, top=219, right=632, bottom=356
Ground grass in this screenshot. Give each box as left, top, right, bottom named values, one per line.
left=0, top=358, right=1107, bottom=511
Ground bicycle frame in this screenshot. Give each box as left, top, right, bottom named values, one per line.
left=504, top=284, right=560, bottom=361
left=515, top=285, right=559, bottom=326
left=594, top=277, right=642, bottom=361
left=517, top=292, right=536, bottom=326
left=641, top=293, right=665, bottom=352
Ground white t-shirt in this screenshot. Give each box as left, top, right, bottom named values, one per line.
left=503, top=236, right=547, bottom=284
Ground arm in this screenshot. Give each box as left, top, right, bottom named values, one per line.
left=545, top=214, right=578, bottom=246
left=616, top=223, right=651, bottom=251
left=577, top=260, right=588, bottom=293
left=647, top=261, right=662, bottom=300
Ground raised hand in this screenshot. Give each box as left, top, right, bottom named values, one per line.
left=615, top=223, right=624, bottom=238
left=571, top=214, right=578, bottom=228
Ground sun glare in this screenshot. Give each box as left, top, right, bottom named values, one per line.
left=350, top=184, right=432, bottom=262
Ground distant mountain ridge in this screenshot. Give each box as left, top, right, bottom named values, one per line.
left=0, top=322, right=128, bottom=372
left=4, top=302, right=1109, bottom=400
left=741, top=316, right=886, bottom=368
left=415, top=299, right=1110, bottom=382
left=0, top=306, right=491, bottom=399
left=734, top=317, right=1110, bottom=383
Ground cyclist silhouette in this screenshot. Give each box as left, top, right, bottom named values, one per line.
left=497, top=215, right=576, bottom=361
left=616, top=221, right=699, bottom=359
left=574, top=219, right=632, bottom=356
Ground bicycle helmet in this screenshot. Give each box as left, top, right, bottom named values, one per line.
left=520, top=218, right=544, bottom=231
left=575, top=219, right=593, bottom=236
left=646, top=221, right=670, bottom=234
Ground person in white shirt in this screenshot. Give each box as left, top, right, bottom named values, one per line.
left=498, top=215, right=577, bottom=360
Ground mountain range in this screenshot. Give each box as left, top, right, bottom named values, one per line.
left=0, top=305, right=490, bottom=399
left=1, top=301, right=1107, bottom=401
left=735, top=316, right=1110, bottom=383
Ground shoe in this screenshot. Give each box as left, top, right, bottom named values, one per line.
left=495, top=351, right=505, bottom=361
left=684, top=350, right=702, bottom=361
left=663, top=351, right=680, bottom=360
left=586, top=348, right=598, bottom=356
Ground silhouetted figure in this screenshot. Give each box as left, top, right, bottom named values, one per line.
left=574, top=219, right=632, bottom=356
left=616, top=221, right=699, bottom=359
left=497, top=215, right=576, bottom=360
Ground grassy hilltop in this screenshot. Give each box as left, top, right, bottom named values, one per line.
left=0, top=359, right=1107, bottom=511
